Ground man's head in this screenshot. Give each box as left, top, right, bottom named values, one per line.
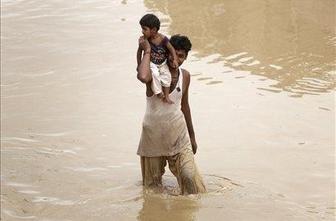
left=139, top=14, right=160, bottom=38
left=168, top=34, right=192, bottom=68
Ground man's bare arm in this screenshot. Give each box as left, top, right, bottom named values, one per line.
left=181, top=70, right=197, bottom=154
left=137, top=36, right=152, bottom=83
left=137, top=46, right=142, bottom=67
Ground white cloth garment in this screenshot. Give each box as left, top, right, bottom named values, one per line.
left=150, top=61, right=171, bottom=95
left=137, top=67, right=190, bottom=157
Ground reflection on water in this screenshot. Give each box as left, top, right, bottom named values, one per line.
left=144, top=0, right=335, bottom=96
left=137, top=193, right=199, bottom=221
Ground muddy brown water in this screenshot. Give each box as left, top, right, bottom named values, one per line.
left=1, top=0, right=335, bottom=220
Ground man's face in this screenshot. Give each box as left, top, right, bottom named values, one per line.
left=168, top=49, right=187, bottom=68
left=141, top=26, right=153, bottom=38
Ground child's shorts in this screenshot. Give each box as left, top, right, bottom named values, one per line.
left=150, top=61, right=171, bottom=95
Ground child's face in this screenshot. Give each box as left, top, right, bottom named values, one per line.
left=141, top=26, right=154, bottom=38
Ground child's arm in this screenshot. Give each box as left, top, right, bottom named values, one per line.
left=166, top=41, right=179, bottom=68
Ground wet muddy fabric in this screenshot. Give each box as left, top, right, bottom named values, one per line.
left=140, top=147, right=206, bottom=195
left=137, top=68, right=190, bottom=157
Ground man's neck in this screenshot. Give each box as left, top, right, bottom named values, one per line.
left=169, top=67, right=179, bottom=77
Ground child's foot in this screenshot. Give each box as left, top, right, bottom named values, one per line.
left=157, top=93, right=164, bottom=99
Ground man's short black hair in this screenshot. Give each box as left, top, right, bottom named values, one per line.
left=139, top=14, right=160, bottom=31
left=169, top=35, right=192, bottom=55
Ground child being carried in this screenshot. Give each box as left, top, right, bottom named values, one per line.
left=137, top=14, right=178, bottom=104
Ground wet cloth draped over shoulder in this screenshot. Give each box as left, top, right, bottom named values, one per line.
left=137, top=68, right=191, bottom=157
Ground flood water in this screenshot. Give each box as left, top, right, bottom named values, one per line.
left=1, top=0, right=335, bottom=220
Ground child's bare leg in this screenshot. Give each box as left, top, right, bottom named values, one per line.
left=162, top=86, right=174, bottom=104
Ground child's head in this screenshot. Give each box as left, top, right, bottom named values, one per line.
left=139, top=14, right=160, bottom=38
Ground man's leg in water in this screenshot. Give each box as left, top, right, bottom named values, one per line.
left=167, top=147, right=206, bottom=195
left=140, top=156, right=166, bottom=188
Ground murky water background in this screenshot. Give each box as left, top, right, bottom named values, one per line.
left=145, top=0, right=335, bottom=96
left=1, top=0, right=335, bottom=220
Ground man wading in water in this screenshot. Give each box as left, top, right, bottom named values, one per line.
left=137, top=34, right=206, bottom=194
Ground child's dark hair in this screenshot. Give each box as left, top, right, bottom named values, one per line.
left=139, top=14, right=160, bottom=31
left=169, top=35, right=192, bottom=54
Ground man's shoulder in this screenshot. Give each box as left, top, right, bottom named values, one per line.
left=181, top=68, right=191, bottom=81
left=181, top=68, right=191, bottom=89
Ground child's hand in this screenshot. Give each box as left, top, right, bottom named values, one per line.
left=138, top=36, right=150, bottom=52
left=173, top=59, right=179, bottom=68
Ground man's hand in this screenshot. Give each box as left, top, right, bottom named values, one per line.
left=191, top=137, right=198, bottom=154
left=138, top=36, right=151, bottom=53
